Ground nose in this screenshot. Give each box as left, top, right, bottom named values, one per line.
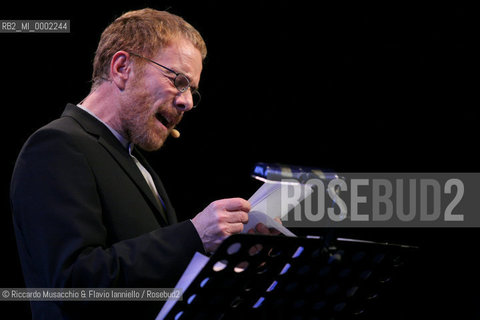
left=173, top=90, right=194, bottom=112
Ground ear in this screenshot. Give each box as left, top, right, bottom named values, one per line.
left=109, top=51, right=131, bottom=90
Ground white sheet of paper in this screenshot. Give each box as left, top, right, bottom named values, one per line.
left=156, top=252, right=209, bottom=320
left=243, top=181, right=313, bottom=237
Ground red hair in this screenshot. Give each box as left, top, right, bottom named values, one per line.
left=91, top=8, right=207, bottom=88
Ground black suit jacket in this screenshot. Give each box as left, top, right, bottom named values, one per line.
left=10, top=104, right=205, bottom=319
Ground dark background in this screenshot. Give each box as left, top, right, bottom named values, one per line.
left=1, top=1, right=478, bottom=319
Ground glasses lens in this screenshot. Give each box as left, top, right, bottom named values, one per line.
left=174, top=74, right=189, bottom=92
left=192, top=90, right=201, bottom=108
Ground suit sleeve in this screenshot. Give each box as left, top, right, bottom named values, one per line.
left=10, top=127, right=205, bottom=289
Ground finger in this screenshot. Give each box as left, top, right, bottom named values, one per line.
left=274, top=217, right=283, bottom=225
left=268, top=227, right=281, bottom=235
left=255, top=223, right=281, bottom=235
left=223, top=210, right=249, bottom=224
left=255, top=223, right=270, bottom=234
left=248, top=243, right=262, bottom=255
left=223, top=198, right=251, bottom=213
left=225, top=222, right=244, bottom=235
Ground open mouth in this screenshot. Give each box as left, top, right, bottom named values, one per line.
left=155, top=112, right=172, bottom=129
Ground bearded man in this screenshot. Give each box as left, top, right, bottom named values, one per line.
left=10, top=9, right=254, bottom=319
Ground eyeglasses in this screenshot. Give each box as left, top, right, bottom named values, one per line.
left=127, top=52, right=201, bottom=108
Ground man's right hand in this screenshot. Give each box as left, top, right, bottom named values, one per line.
left=191, top=198, right=250, bottom=254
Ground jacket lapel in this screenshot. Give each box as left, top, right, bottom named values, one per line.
left=61, top=104, right=169, bottom=225
left=131, top=149, right=178, bottom=225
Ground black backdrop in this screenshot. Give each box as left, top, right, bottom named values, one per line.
left=1, top=1, right=478, bottom=319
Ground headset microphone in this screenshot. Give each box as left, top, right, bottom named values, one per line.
left=170, top=128, right=180, bottom=138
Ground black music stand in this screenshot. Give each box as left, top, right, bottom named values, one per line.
left=161, top=234, right=417, bottom=320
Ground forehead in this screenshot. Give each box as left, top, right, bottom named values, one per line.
left=152, top=38, right=203, bottom=86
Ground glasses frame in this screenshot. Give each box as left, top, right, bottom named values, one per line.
left=127, top=51, right=201, bottom=108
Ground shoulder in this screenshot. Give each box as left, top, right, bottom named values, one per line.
left=13, top=109, right=104, bottom=176
left=20, top=117, right=89, bottom=155
left=21, top=102, right=109, bottom=156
